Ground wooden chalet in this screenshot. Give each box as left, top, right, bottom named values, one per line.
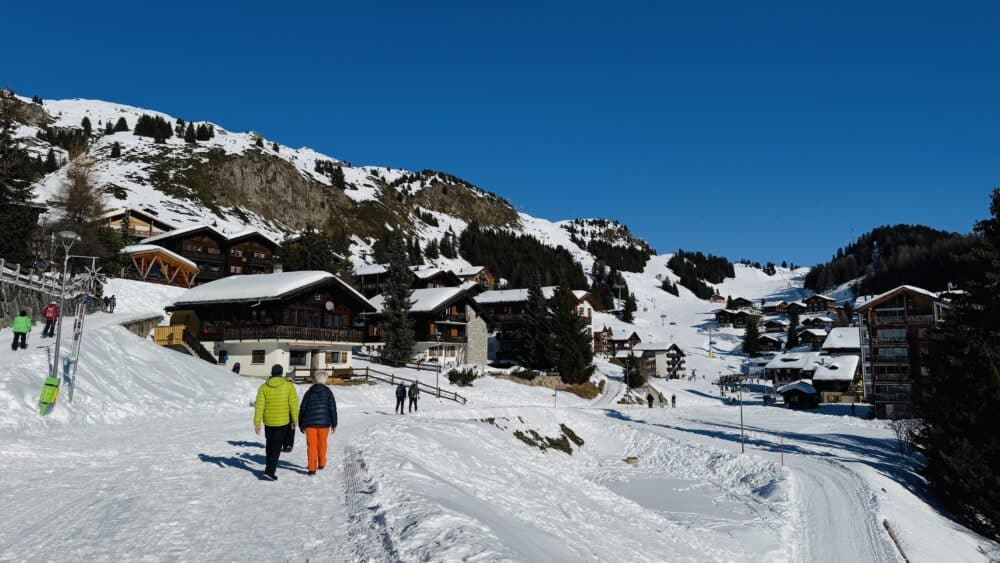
left=354, top=264, right=462, bottom=298
left=141, top=225, right=279, bottom=283
left=120, top=245, right=199, bottom=288
left=364, top=287, right=487, bottom=365
left=728, top=296, right=756, bottom=310
left=804, top=294, right=837, bottom=313
left=757, top=333, right=784, bottom=352
left=454, top=266, right=495, bottom=289
left=160, top=271, right=374, bottom=378
left=763, top=317, right=790, bottom=333
left=593, top=326, right=613, bottom=356
left=715, top=309, right=760, bottom=328
left=798, top=328, right=829, bottom=350
left=411, top=266, right=462, bottom=290
left=101, top=208, right=175, bottom=243
left=783, top=301, right=807, bottom=316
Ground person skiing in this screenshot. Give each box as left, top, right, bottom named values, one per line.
left=298, top=373, right=338, bottom=475
left=11, top=310, right=32, bottom=351
left=41, top=302, right=59, bottom=338
left=408, top=381, right=420, bottom=413
left=395, top=383, right=406, bottom=415
left=253, top=365, right=299, bottom=481
left=671, top=394, right=676, bottom=408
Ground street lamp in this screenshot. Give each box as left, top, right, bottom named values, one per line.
left=50, top=231, right=80, bottom=385
left=435, top=331, right=442, bottom=393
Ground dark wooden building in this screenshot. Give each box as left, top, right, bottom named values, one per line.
left=142, top=225, right=279, bottom=283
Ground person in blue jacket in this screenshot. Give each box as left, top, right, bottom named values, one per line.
left=298, top=373, right=338, bottom=475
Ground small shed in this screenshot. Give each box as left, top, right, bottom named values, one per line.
left=776, top=379, right=819, bottom=409
left=121, top=244, right=199, bottom=288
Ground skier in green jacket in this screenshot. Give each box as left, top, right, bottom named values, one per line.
left=253, top=365, right=299, bottom=481
left=11, top=310, right=32, bottom=351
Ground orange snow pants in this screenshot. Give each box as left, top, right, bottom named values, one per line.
left=305, top=427, right=330, bottom=472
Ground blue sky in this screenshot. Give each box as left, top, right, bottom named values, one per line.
left=4, top=1, right=998, bottom=264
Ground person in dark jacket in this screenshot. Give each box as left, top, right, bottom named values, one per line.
left=395, top=383, right=406, bottom=415
left=298, top=373, right=338, bottom=475
left=408, top=381, right=420, bottom=413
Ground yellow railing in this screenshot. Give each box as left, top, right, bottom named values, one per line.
left=153, top=325, right=186, bottom=346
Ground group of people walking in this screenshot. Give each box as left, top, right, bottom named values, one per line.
left=395, top=382, right=419, bottom=414
left=9, top=301, right=60, bottom=351
left=253, top=365, right=338, bottom=481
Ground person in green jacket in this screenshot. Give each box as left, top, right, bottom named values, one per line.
left=253, top=364, right=299, bottom=481
left=11, top=310, right=32, bottom=351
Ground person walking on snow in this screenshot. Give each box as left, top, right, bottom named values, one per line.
left=395, top=383, right=406, bottom=415
left=41, top=302, right=59, bottom=338
left=408, top=381, right=420, bottom=413
left=11, top=310, right=32, bottom=351
left=253, top=365, right=299, bottom=481
left=108, top=295, right=117, bottom=313
left=298, top=373, right=338, bottom=475
left=671, top=394, right=676, bottom=408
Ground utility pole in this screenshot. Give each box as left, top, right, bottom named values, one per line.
left=435, top=332, right=442, bottom=392
left=50, top=231, right=80, bottom=386
left=738, top=378, right=746, bottom=454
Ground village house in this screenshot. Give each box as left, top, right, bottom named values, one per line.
left=798, top=327, right=829, bottom=350
left=811, top=354, right=861, bottom=395
left=364, top=287, right=487, bottom=366
left=354, top=264, right=463, bottom=298
left=141, top=225, right=280, bottom=283
left=783, top=301, right=807, bottom=316
left=804, top=293, right=838, bottom=313
left=715, top=308, right=760, bottom=328
left=633, top=342, right=686, bottom=379
left=761, top=300, right=788, bottom=314
left=474, top=286, right=596, bottom=362
left=100, top=207, right=176, bottom=243
left=801, top=314, right=835, bottom=331
left=453, top=265, right=495, bottom=289
left=709, top=293, right=727, bottom=304
left=821, top=327, right=861, bottom=356
left=856, top=285, right=950, bottom=419
left=727, top=296, right=756, bottom=310
left=606, top=327, right=642, bottom=355
left=764, top=351, right=822, bottom=386
left=763, top=317, right=790, bottom=333
left=757, top=333, right=785, bottom=353
left=593, top=326, right=613, bottom=356
left=159, top=271, right=373, bottom=378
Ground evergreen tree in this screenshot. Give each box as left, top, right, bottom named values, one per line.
left=919, top=188, right=1000, bottom=540
left=622, top=292, right=637, bottom=323
left=743, top=314, right=761, bottom=356
left=378, top=230, right=415, bottom=367
left=31, top=95, right=42, bottom=104
left=330, top=165, right=347, bottom=190
left=113, top=117, right=129, bottom=132
left=45, top=148, right=58, bottom=172
left=196, top=123, right=211, bottom=141
left=81, top=116, right=92, bottom=136
left=726, top=295, right=733, bottom=309
left=175, top=118, right=186, bottom=137
left=254, top=135, right=263, bottom=148
left=786, top=310, right=800, bottom=349
left=110, top=142, right=121, bottom=158
left=519, top=275, right=552, bottom=371
left=424, top=238, right=439, bottom=260
left=440, top=231, right=457, bottom=259
left=551, top=282, right=595, bottom=384
left=184, top=123, right=196, bottom=144
left=0, top=95, right=39, bottom=263
left=104, top=121, right=114, bottom=135
left=280, top=226, right=345, bottom=273
left=272, top=141, right=280, bottom=152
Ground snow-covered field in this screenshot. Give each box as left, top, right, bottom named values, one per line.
left=1, top=280, right=997, bottom=561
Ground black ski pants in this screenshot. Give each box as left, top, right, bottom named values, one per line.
left=395, top=396, right=405, bottom=414
left=11, top=332, right=26, bottom=350
left=264, top=424, right=290, bottom=477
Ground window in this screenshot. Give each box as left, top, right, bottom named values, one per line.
left=325, top=351, right=342, bottom=364
left=251, top=350, right=266, bottom=364
left=289, top=351, right=308, bottom=367
left=230, top=266, right=242, bottom=274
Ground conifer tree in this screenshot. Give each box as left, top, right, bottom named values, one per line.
left=110, top=142, right=121, bottom=158
left=786, top=310, right=800, bottom=349
left=424, top=238, right=439, bottom=260
left=623, top=292, right=637, bottom=323
left=184, top=123, right=196, bottom=144
left=81, top=116, right=92, bottom=136
left=114, top=117, right=129, bottom=132
left=743, top=314, right=761, bottom=356
left=272, top=141, right=279, bottom=152
left=551, top=282, right=595, bottom=384
left=175, top=118, right=185, bottom=137
left=919, top=188, right=1000, bottom=539
left=519, top=274, right=552, bottom=370
left=45, top=148, right=59, bottom=172
left=379, top=230, right=415, bottom=367
left=104, top=121, right=113, bottom=135
left=330, top=165, right=347, bottom=190
left=0, top=96, right=39, bottom=263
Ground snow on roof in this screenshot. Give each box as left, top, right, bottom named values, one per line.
left=634, top=341, right=672, bottom=352
left=759, top=334, right=785, bottom=343
left=855, top=285, right=942, bottom=311
left=811, top=355, right=860, bottom=382
left=809, top=293, right=837, bottom=302
left=475, top=286, right=557, bottom=304
left=355, top=263, right=388, bottom=277
left=370, top=287, right=467, bottom=314
left=776, top=380, right=817, bottom=395
left=800, top=328, right=829, bottom=337
left=454, top=266, right=484, bottom=276
left=170, top=271, right=369, bottom=308
left=142, top=224, right=226, bottom=244
left=611, top=327, right=640, bottom=340
left=614, top=350, right=634, bottom=359
left=411, top=266, right=449, bottom=280
left=822, top=327, right=861, bottom=350
left=120, top=244, right=197, bottom=270
left=765, top=317, right=790, bottom=326
left=762, top=300, right=787, bottom=307
left=765, top=351, right=823, bottom=371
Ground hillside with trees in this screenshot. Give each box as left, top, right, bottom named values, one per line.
left=458, top=223, right=588, bottom=289
left=666, top=249, right=735, bottom=300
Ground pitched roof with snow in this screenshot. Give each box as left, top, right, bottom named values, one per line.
left=811, top=355, right=860, bottom=382
left=822, top=327, right=861, bottom=351
left=354, top=263, right=389, bottom=277
left=854, top=284, right=944, bottom=311
left=454, top=266, right=485, bottom=277
left=475, top=287, right=557, bottom=304
left=765, top=351, right=823, bottom=371
left=634, top=341, right=673, bottom=352
left=169, top=271, right=373, bottom=310
left=799, top=328, right=829, bottom=337
left=369, top=287, right=469, bottom=314
left=120, top=244, right=197, bottom=270
left=142, top=224, right=226, bottom=245
left=776, top=380, right=817, bottom=395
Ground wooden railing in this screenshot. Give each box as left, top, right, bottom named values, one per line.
left=153, top=325, right=186, bottom=345
left=199, top=325, right=363, bottom=343
left=291, top=365, right=466, bottom=404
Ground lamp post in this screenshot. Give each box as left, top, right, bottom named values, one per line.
left=738, top=377, right=746, bottom=454
left=435, top=331, right=442, bottom=393
left=50, top=231, right=80, bottom=386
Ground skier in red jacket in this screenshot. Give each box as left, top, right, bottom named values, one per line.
left=41, top=302, right=59, bottom=338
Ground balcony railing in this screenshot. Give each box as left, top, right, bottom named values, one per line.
left=871, top=336, right=908, bottom=344
left=872, top=393, right=912, bottom=403
left=871, top=355, right=910, bottom=364
left=435, top=314, right=468, bottom=323
left=873, top=374, right=912, bottom=383
left=489, top=313, right=524, bottom=323
left=199, top=324, right=363, bottom=343
left=185, top=250, right=226, bottom=263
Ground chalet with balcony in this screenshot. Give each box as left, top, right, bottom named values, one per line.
left=161, top=271, right=374, bottom=378
left=783, top=301, right=807, bottom=316
left=634, top=342, right=686, bottom=378
left=728, top=296, right=756, bottom=310
left=141, top=225, right=279, bottom=283
left=801, top=314, right=834, bottom=331
left=856, top=285, right=949, bottom=419
left=364, top=287, right=487, bottom=366
left=100, top=207, right=175, bottom=243
left=821, top=327, right=860, bottom=356
left=761, top=300, right=787, bottom=314
left=757, top=333, right=785, bottom=353
left=354, top=264, right=462, bottom=298
left=804, top=293, right=837, bottom=313
left=454, top=265, right=495, bottom=289
left=715, top=309, right=760, bottom=328
left=798, top=327, right=829, bottom=350
left=763, top=317, right=790, bottom=333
